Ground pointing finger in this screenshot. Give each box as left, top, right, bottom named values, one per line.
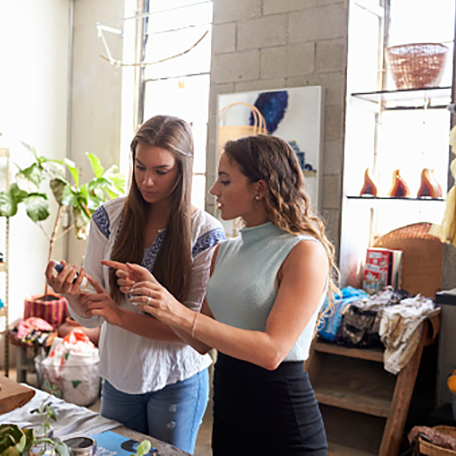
left=102, top=260, right=128, bottom=271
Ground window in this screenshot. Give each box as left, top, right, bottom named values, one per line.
left=139, top=0, right=213, bottom=209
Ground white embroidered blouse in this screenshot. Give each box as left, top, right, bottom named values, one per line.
left=69, top=197, right=226, bottom=394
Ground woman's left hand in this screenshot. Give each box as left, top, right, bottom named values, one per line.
left=129, top=273, right=193, bottom=330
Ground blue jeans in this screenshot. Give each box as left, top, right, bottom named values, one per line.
left=100, top=369, right=209, bottom=454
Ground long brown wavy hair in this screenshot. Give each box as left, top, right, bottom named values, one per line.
left=110, top=115, right=194, bottom=303
left=223, top=134, right=340, bottom=312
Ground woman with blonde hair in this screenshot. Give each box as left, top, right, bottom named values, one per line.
left=94, top=134, right=338, bottom=455
left=46, top=115, right=225, bottom=454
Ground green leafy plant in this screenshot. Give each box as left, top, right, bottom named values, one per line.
left=25, top=385, right=69, bottom=456
left=30, top=384, right=59, bottom=439
left=0, top=142, right=125, bottom=295
left=0, top=423, right=34, bottom=455
left=0, top=389, right=69, bottom=456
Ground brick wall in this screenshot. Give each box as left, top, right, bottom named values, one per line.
left=206, top=0, right=349, bottom=254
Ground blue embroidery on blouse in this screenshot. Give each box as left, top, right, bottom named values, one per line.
left=143, top=231, right=166, bottom=272
left=192, top=228, right=226, bottom=257
left=140, top=227, right=225, bottom=271
left=92, top=206, right=110, bottom=239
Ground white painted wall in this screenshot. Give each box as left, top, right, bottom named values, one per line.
left=0, top=0, right=131, bottom=369
left=66, top=0, right=133, bottom=266
left=0, top=1, right=71, bottom=328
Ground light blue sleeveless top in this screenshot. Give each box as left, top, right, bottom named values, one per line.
left=206, top=222, right=328, bottom=362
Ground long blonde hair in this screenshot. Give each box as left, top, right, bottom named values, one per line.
left=110, top=115, right=194, bottom=303
left=223, top=135, right=340, bottom=309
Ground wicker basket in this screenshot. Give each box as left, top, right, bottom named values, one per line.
left=372, top=222, right=444, bottom=298
left=218, top=102, right=268, bottom=158
left=419, top=426, right=456, bottom=455
left=386, top=43, right=449, bottom=90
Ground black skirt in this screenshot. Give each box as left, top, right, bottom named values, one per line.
left=212, top=353, right=327, bottom=456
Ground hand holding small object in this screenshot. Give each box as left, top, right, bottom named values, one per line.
left=53, top=261, right=89, bottom=289
left=45, top=260, right=88, bottom=295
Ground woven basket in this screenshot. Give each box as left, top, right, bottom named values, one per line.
left=218, top=102, right=268, bottom=158
left=372, top=222, right=444, bottom=297
left=386, top=43, right=449, bottom=90
left=419, top=426, right=456, bottom=455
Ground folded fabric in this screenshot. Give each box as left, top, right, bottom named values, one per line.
left=334, top=287, right=412, bottom=349
left=379, top=295, right=439, bottom=374
left=16, top=317, right=54, bottom=339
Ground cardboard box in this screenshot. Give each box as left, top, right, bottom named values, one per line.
left=363, top=247, right=403, bottom=295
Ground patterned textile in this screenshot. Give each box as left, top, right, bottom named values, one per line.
left=192, top=228, right=227, bottom=257
left=23, top=293, right=68, bottom=329
left=92, top=205, right=110, bottom=238
left=10, top=317, right=56, bottom=346
left=334, top=287, right=411, bottom=349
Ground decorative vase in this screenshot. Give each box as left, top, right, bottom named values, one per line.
left=360, top=168, right=378, bottom=196
left=388, top=169, right=410, bottom=198
left=417, top=168, right=443, bottom=198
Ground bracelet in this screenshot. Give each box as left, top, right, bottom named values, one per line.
left=191, top=313, right=199, bottom=338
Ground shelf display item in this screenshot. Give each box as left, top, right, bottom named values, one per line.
left=388, top=169, right=410, bottom=198
left=386, top=43, right=449, bottom=89
left=360, top=168, right=378, bottom=196
left=417, top=168, right=443, bottom=198
left=362, top=247, right=403, bottom=295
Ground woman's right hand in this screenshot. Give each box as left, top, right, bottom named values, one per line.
left=45, top=260, right=87, bottom=297
left=101, top=260, right=154, bottom=293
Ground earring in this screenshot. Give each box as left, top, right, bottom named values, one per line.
left=255, top=195, right=260, bottom=200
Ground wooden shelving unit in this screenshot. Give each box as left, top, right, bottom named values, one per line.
left=305, top=318, right=439, bottom=456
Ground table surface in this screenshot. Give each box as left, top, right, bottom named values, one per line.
left=113, top=426, right=190, bottom=455
left=0, top=382, right=189, bottom=456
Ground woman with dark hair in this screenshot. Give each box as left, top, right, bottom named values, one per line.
left=105, top=134, right=339, bottom=455
left=45, top=115, right=225, bottom=454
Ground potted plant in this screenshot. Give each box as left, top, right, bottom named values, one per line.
left=0, top=142, right=125, bottom=328
left=0, top=386, right=69, bottom=456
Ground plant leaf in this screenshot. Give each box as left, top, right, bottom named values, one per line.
left=63, top=158, right=79, bottom=188
left=60, top=185, right=78, bottom=207
left=104, top=165, right=126, bottom=192
left=87, top=177, right=112, bottom=192
left=50, top=178, right=69, bottom=205
left=15, top=164, right=43, bottom=191
left=0, top=191, right=19, bottom=217
left=24, top=195, right=50, bottom=222
left=85, top=152, right=104, bottom=178
left=0, top=423, right=29, bottom=454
